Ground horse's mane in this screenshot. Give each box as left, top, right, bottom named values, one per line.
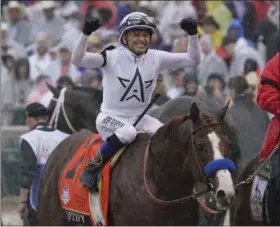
left=72, top=86, right=99, bottom=93
left=71, top=86, right=103, bottom=105
left=153, top=111, right=219, bottom=143
left=151, top=115, right=186, bottom=143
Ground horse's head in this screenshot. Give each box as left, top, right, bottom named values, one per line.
left=181, top=100, right=235, bottom=209
left=152, top=100, right=235, bottom=210
left=47, top=83, right=102, bottom=134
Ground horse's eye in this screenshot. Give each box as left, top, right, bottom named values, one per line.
left=196, top=144, right=204, bottom=151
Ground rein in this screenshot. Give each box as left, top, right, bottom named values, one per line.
left=49, top=87, right=76, bottom=133
left=234, top=142, right=280, bottom=189
left=143, top=121, right=223, bottom=205
left=143, top=140, right=213, bottom=205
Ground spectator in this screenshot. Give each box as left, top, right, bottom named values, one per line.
left=228, top=76, right=252, bottom=107
left=86, top=35, right=104, bottom=53
left=26, top=75, right=53, bottom=105
left=266, top=29, right=280, bottom=62
left=243, top=58, right=261, bottom=78
left=1, top=54, right=17, bottom=107
left=257, top=2, right=279, bottom=48
left=242, top=0, right=272, bottom=44
left=202, top=16, right=223, bottom=49
left=84, top=1, right=117, bottom=43
left=26, top=1, right=65, bottom=46
left=44, top=43, right=81, bottom=84
left=1, top=22, right=27, bottom=59
left=114, top=1, right=137, bottom=30
left=28, top=33, right=52, bottom=82
left=224, top=0, right=247, bottom=22
left=192, top=0, right=207, bottom=26
left=203, top=73, right=226, bottom=104
left=137, top=1, right=158, bottom=18
left=183, top=70, right=200, bottom=97
left=55, top=0, right=79, bottom=20
left=222, top=34, right=264, bottom=78
left=14, top=58, right=33, bottom=106
left=158, top=1, right=197, bottom=45
left=172, top=36, right=188, bottom=53
left=226, top=18, right=255, bottom=48
left=257, top=2, right=280, bottom=61
left=3, top=1, right=34, bottom=47
left=149, top=29, right=169, bottom=51
left=80, top=68, right=103, bottom=90
left=205, top=1, right=233, bottom=35
left=166, top=69, right=185, bottom=99
left=1, top=54, right=17, bottom=125
left=154, top=73, right=169, bottom=105
left=228, top=76, right=270, bottom=174
left=245, top=72, right=259, bottom=104
left=198, top=34, right=228, bottom=86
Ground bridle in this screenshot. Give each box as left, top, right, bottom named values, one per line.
left=49, top=87, right=76, bottom=133
left=143, top=121, right=234, bottom=207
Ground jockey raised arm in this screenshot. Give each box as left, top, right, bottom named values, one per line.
left=71, top=12, right=201, bottom=192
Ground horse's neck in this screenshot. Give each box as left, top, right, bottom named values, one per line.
left=147, top=138, right=194, bottom=200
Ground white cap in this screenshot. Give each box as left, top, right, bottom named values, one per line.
left=7, top=1, right=21, bottom=9
left=41, top=1, right=56, bottom=9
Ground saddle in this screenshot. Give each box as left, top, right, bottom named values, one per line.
left=59, top=134, right=126, bottom=226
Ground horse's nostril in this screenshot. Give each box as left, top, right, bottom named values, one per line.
left=216, top=190, right=226, bottom=200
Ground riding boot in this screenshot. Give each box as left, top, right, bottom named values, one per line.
left=80, top=134, right=124, bottom=193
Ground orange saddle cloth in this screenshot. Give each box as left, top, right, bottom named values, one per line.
left=59, top=134, right=110, bottom=226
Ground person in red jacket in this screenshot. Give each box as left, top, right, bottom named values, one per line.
left=258, top=52, right=280, bottom=162
left=257, top=52, right=280, bottom=225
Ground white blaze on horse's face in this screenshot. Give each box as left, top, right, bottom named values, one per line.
left=207, top=131, right=235, bottom=205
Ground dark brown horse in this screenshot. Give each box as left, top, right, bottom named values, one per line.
left=36, top=85, right=237, bottom=225
left=232, top=157, right=263, bottom=226
left=233, top=144, right=280, bottom=226
left=46, top=84, right=103, bottom=134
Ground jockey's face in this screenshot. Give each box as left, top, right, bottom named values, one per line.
left=123, top=29, right=152, bottom=55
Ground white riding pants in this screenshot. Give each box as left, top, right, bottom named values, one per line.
left=96, top=112, right=163, bottom=144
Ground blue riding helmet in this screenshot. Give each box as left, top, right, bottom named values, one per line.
left=118, top=12, right=156, bottom=46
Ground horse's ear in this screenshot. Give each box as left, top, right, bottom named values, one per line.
left=46, top=82, right=59, bottom=97
left=190, top=102, right=200, bottom=123
left=217, top=99, right=230, bottom=121
left=182, top=114, right=189, bottom=122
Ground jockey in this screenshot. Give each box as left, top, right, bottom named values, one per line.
left=258, top=52, right=280, bottom=163
left=71, top=12, right=201, bottom=192
left=18, top=102, right=69, bottom=225
left=257, top=52, right=280, bottom=225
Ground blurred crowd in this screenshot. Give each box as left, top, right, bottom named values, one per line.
left=1, top=0, right=279, bottom=125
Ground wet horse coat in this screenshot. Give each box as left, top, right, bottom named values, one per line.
left=37, top=101, right=236, bottom=225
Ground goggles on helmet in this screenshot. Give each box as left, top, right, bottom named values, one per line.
left=119, top=14, right=156, bottom=33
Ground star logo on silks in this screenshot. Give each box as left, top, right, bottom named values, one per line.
left=61, top=184, right=70, bottom=205
left=118, top=67, right=153, bottom=103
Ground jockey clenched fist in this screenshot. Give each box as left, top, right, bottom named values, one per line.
left=82, top=15, right=102, bottom=36
left=180, top=18, right=197, bottom=35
